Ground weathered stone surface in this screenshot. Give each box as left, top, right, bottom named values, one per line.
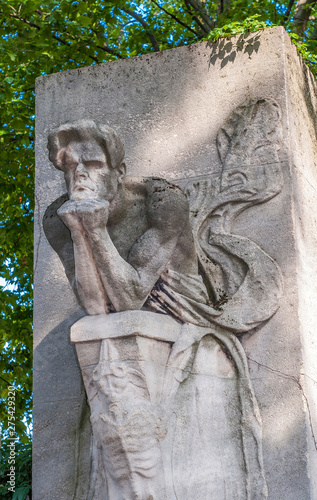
left=43, top=114, right=271, bottom=498
left=34, top=27, right=317, bottom=499
left=71, top=310, right=182, bottom=343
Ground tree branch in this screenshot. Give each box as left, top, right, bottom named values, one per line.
left=9, top=13, right=100, bottom=63
left=9, top=13, right=70, bottom=46
left=96, top=44, right=123, bottom=58
left=151, top=0, right=201, bottom=37
left=217, top=0, right=230, bottom=17
left=89, top=27, right=123, bottom=59
left=120, top=7, right=160, bottom=51
left=184, top=0, right=214, bottom=33
left=292, top=0, right=317, bottom=37
left=283, top=0, right=296, bottom=23
left=0, top=374, right=13, bottom=386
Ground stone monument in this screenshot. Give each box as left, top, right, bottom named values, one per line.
left=34, top=27, right=317, bottom=499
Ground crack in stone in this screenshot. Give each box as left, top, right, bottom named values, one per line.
left=247, top=356, right=317, bottom=451
left=294, top=163, right=317, bottom=195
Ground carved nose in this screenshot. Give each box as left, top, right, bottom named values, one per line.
left=75, top=163, right=88, bottom=179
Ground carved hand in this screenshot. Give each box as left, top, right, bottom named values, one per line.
left=57, top=199, right=109, bottom=233
left=57, top=200, right=82, bottom=233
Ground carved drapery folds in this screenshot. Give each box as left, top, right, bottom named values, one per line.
left=182, top=98, right=284, bottom=332
left=44, top=98, right=283, bottom=500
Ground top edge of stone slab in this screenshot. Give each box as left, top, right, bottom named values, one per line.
left=35, top=26, right=286, bottom=88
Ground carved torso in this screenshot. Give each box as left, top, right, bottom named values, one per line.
left=44, top=176, right=199, bottom=308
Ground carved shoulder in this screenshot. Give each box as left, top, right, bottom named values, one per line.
left=145, top=178, right=190, bottom=237
left=43, top=194, right=76, bottom=290
left=43, top=194, right=70, bottom=248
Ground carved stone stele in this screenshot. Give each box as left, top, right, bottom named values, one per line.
left=43, top=99, right=283, bottom=499
left=34, top=28, right=317, bottom=500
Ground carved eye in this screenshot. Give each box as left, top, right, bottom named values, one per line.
left=85, top=161, right=104, bottom=169
left=62, top=162, right=78, bottom=172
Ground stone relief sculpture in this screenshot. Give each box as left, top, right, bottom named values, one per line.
left=43, top=98, right=283, bottom=500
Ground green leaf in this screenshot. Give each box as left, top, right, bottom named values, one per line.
left=13, top=486, right=30, bottom=500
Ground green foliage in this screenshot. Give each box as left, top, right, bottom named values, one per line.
left=207, top=16, right=317, bottom=77
left=0, top=0, right=316, bottom=492
left=205, top=14, right=271, bottom=41
left=0, top=440, right=32, bottom=499
left=290, top=31, right=317, bottom=77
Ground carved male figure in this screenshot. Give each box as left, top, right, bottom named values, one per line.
left=45, top=119, right=215, bottom=499
left=47, top=119, right=201, bottom=319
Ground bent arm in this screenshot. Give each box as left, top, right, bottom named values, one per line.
left=84, top=184, right=190, bottom=311
left=70, top=228, right=110, bottom=314
left=56, top=200, right=111, bottom=314
left=86, top=225, right=181, bottom=311
left=57, top=184, right=190, bottom=313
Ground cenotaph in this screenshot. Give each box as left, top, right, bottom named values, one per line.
left=34, top=27, right=317, bottom=499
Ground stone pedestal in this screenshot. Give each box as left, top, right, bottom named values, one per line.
left=71, top=311, right=257, bottom=500
left=34, top=27, right=317, bottom=499
left=72, top=312, right=177, bottom=500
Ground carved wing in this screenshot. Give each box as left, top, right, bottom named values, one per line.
left=184, top=98, right=284, bottom=333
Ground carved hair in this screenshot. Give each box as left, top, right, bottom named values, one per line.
left=47, top=119, right=125, bottom=171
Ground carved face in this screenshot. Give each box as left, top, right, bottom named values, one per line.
left=62, top=140, right=125, bottom=202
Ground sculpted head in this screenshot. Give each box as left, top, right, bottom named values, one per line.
left=48, top=119, right=126, bottom=202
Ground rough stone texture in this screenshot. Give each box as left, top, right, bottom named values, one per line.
left=34, top=27, right=317, bottom=499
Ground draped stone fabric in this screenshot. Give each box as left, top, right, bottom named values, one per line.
left=145, top=269, right=268, bottom=499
